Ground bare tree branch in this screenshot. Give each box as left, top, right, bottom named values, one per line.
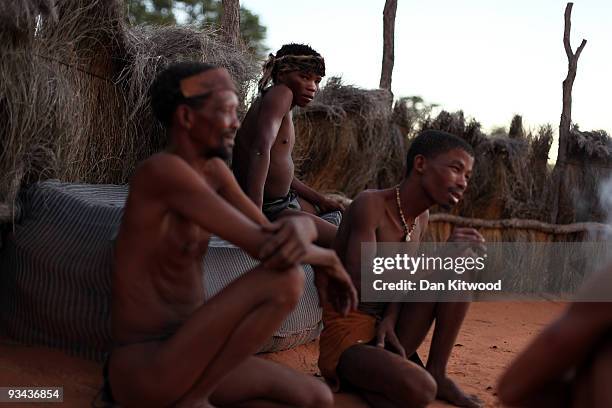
left=379, top=0, right=398, bottom=91
left=575, top=38, right=587, bottom=59
left=563, top=2, right=573, bottom=59
left=549, top=2, right=587, bottom=223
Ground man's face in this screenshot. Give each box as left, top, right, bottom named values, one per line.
left=419, top=148, right=474, bottom=210
left=191, top=90, right=240, bottom=160
left=278, top=70, right=322, bottom=107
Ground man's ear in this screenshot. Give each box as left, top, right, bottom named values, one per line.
left=175, top=105, right=193, bottom=130
left=275, top=71, right=287, bottom=84
left=413, top=155, right=426, bottom=174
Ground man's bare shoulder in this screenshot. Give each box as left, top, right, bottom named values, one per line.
left=353, top=189, right=387, bottom=204
left=194, top=157, right=232, bottom=184
left=132, top=153, right=199, bottom=192
left=347, top=190, right=387, bottom=225
left=260, top=84, right=293, bottom=112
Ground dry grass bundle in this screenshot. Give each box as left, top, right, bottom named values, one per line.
left=529, top=124, right=554, bottom=161
left=568, top=128, right=612, bottom=160
left=0, top=0, right=56, bottom=45
left=459, top=136, right=535, bottom=219
left=0, top=1, right=258, bottom=221
left=1, top=0, right=126, bottom=217
left=293, top=77, right=405, bottom=197
left=112, top=24, right=258, bottom=181
left=421, top=113, right=552, bottom=221
left=527, top=124, right=553, bottom=194
left=420, top=110, right=486, bottom=148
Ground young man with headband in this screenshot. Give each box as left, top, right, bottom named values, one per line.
left=233, top=43, right=344, bottom=247
left=104, top=62, right=357, bottom=408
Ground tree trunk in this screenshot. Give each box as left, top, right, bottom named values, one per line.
left=549, top=2, right=586, bottom=223
left=221, top=0, right=241, bottom=47
left=379, top=0, right=398, bottom=92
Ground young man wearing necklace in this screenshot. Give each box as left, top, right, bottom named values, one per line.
left=318, top=130, right=485, bottom=407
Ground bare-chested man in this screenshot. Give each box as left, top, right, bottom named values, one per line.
left=105, top=62, right=357, bottom=408
left=233, top=43, right=344, bottom=247
left=318, top=130, right=485, bottom=407
left=498, top=265, right=612, bottom=408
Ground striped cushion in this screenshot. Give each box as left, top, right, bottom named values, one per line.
left=0, top=181, right=339, bottom=361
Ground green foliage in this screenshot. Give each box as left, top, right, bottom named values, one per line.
left=126, top=0, right=267, bottom=56
left=127, top=0, right=176, bottom=25
left=392, top=95, right=438, bottom=138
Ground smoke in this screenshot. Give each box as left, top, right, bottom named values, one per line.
left=596, top=175, right=612, bottom=270
left=600, top=175, right=612, bottom=230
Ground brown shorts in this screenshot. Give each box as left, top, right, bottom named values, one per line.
left=318, top=303, right=377, bottom=391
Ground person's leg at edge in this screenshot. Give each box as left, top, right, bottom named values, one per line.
left=109, top=265, right=307, bottom=407
left=395, top=301, right=482, bottom=407
left=208, top=356, right=333, bottom=408
left=572, top=335, right=612, bottom=408
left=336, top=344, right=436, bottom=408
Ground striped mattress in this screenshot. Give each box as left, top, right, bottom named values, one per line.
left=0, top=180, right=340, bottom=361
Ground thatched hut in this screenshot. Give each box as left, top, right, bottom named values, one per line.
left=420, top=113, right=553, bottom=221
left=0, top=0, right=258, bottom=223
left=556, top=127, right=612, bottom=223
left=419, top=110, right=487, bottom=148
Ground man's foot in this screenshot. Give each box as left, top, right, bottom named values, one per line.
left=434, top=376, right=482, bottom=408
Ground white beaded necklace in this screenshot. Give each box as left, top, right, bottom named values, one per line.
left=395, top=186, right=417, bottom=242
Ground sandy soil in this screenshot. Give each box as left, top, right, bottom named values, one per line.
left=0, top=302, right=565, bottom=408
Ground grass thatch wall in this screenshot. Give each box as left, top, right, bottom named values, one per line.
left=0, top=0, right=258, bottom=221
left=293, top=77, right=405, bottom=197
left=555, top=128, right=612, bottom=224
left=458, top=125, right=553, bottom=220
left=421, top=114, right=554, bottom=221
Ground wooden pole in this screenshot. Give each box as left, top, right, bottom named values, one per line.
left=221, top=0, right=241, bottom=47
left=379, top=0, right=398, bottom=92
left=550, top=2, right=587, bottom=223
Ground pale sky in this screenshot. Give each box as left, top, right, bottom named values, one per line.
left=241, top=0, right=611, bottom=138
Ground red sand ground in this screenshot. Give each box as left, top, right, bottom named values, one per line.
left=0, top=302, right=565, bottom=408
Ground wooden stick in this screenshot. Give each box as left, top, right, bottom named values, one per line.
left=429, top=213, right=610, bottom=234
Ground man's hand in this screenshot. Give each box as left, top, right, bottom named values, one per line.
left=316, top=195, right=346, bottom=213
left=447, top=227, right=486, bottom=257
left=376, top=316, right=406, bottom=358
left=312, top=250, right=358, bottom=316
left=259, top=217, right=318, bottom=269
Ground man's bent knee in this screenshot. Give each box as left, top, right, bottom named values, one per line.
left=300, top=378, right=334, bottom=408
left=393, top=367, right=437, bottom=407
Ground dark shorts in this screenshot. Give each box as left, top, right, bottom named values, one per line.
left=99, top=334, right=172, bottom=406
left=262, top=190, right=301, bottom=221
left=101, top=355, right=116, bottom=405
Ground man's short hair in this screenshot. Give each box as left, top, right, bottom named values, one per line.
left=150, top=62, right=217, bottom=128
left=405, top=130, right=475, bottom=176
